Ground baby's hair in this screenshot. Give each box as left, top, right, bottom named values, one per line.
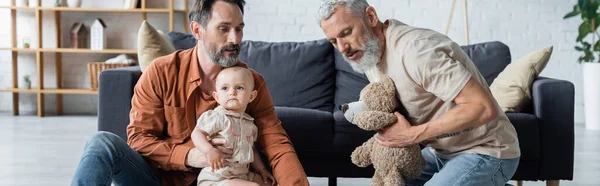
left=217, top=67, right=255, bottom=89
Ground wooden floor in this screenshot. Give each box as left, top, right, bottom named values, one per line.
left=0, top=113, right=598, bottom=186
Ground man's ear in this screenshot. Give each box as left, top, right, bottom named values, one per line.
left=249, top=90, right=258, bottom=102
left=190, top=21, right=205, bottom=40
left=364, top=6, right=379, bottom=28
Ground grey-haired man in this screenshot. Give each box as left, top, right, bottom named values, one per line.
left=317, top=0, right=521, bottom=185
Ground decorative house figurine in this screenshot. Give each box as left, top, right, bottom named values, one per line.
left=70, top=22, right=88, bottom=48
left=90, top=18, right=106, bottom=50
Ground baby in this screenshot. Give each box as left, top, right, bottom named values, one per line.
left=192, top=67, right=276, bottom=186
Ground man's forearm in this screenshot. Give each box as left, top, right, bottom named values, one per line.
left=413, top=102, right=496, bottom=143
left=269, top=149, right=309, bottom=185
left=127, top=130, right=192, bottom=171
left=251, top=149, right=267, bottom=171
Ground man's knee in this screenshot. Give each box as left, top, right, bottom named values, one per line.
left=84, top=131, right=127, bottom=154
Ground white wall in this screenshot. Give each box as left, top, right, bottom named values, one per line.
left=0, top=0, right=584, bottom=124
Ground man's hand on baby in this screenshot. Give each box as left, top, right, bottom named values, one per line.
left=207, top=148, right=226, bottom=171
left=186, top=137, right=233, bottom=169
left=209, top=137, right=234, bottom=156
left=258, top=169, right=277, bottom=186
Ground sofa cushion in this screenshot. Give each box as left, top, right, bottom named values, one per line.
left=332, top=110, right=375, bottom=156
left=275, top=107, right=334, bottom=157
left=137, top=21, right=175, bottom=73
left=239, top=40, right=336, bottom=112
left=460, top=41, right=511, bottom=85
left=491, top=46, right=553, bottom=112
left=506, top=112, right=540, bottom=161
left=333, top=50, right=369, bottom=109
left=167, top=31, right=196, bottom=50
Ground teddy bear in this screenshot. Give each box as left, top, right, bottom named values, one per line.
left=341, top=74, right=425, bottom=186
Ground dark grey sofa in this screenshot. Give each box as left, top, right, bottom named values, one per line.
left=97, top=32, right=574, bottom=185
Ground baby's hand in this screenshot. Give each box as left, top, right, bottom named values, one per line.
left=258, top=169, right=277, bottom=186
left=206, top=148, right=225, bottom=171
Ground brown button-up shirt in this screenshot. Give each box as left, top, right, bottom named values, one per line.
left=126, top=46, right=309, bottom=186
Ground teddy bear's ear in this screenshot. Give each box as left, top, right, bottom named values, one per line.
left=362, top=81, right=398, bottom=113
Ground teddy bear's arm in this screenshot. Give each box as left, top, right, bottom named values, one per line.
left=354, top=111, right=398, bottom=131
left=351, top=137, right=375, bottom=167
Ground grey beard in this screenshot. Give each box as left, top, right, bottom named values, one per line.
left=347, top=38, right=380, bottom=74
left=345, top=27, right=381, bottom=74
left=203, top=43, right=239, bottom=68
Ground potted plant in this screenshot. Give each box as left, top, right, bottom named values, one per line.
left=564, top=0, right=600, bottom=130
left=23, top=75, right=31, bottom=89
left=67, top=0, right=82, bottom=8
left=22, top=38, right=30, bottom=49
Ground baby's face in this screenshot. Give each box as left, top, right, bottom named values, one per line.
left=213, top=69, right=256, bottom=112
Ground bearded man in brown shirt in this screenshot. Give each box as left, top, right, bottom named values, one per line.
left=70, top=1, right=309, bottom=186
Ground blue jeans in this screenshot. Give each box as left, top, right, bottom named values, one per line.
left=71, top=131, right=162, bottom=186
left=406, top=147, right=520, bottom=186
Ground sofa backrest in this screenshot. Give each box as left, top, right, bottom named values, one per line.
left=333, top=50, right=369, bottom=110
left=238, top=40, right=336, bottom=112
left=167, top=32, right=512, bottom=112
left=167, top=32, right=337, bottom=112
left=460, top=41, right=512, bottom=85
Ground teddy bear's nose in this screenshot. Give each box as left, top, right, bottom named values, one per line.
left=340, top=104, right=349, bottom=113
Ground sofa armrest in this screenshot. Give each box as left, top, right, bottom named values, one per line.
left=531, top=76, right=574, bottom=180
left=97, top=66, right=142, bottom=140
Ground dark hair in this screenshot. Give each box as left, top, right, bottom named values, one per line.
left=188, top=0, right=246, bottom=28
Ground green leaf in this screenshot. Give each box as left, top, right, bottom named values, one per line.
left=594, top=40, right=600, bottom=51
left=579, top=0, right=590, bottom=18
left=584, top=48, right=595, bottom=62
left=564, top=5, right=581, bottom=19
left=579, top=0, right=589, bottom=10
left=584, top=41, right=592, bottom=49
left=593, top=16, right=600, bottom=30
left=576, top=46, right=585, bottom=51
left=578, top=22, right=592, bottom=41
left=580, top=0, right=600, bottom=19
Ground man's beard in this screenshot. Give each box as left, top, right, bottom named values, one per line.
left=345, top=29, right=381, bottom=74
left=203, top=41, right=240, bottom=67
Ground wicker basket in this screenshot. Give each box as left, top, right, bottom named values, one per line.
left=88, top=62, right=132, bottom=90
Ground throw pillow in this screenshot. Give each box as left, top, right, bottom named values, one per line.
left=490, top=46, right=553, bottom=112
left=137, top=20, right=175, bottom=73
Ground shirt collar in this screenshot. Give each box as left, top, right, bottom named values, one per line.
left=188, top=45, right=201, bottom=83
left=214, top=106, right=254, bottom=121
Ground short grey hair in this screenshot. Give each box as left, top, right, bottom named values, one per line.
left=317, top=0, right=370, bottom=23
